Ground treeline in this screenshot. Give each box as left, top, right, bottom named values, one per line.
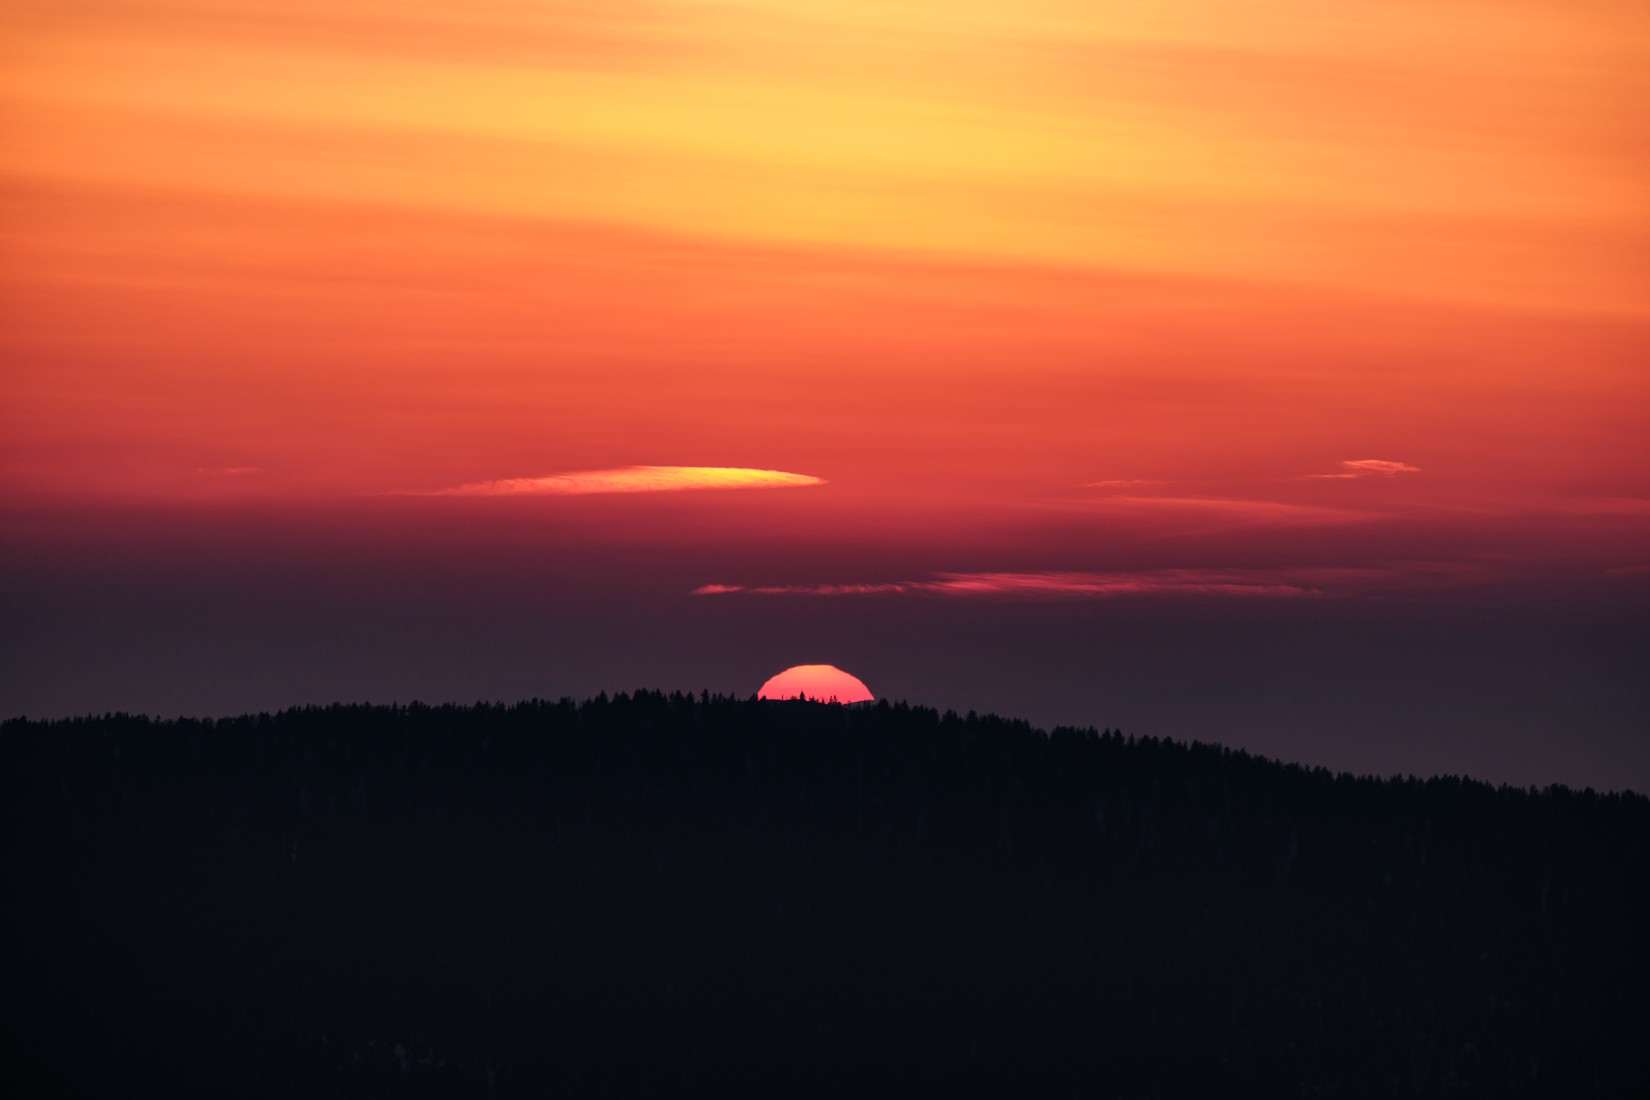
left=3, top=693, right=1646, bottom=1097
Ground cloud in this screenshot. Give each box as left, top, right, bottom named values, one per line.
left=1308, top=459, right=1421, bottom=480
left=1558, top=498, right=1650, bottom=517
left=691, top=582, right=913, bottom=597
left=1091, top=495, right=1371, bottom=526
left=693, top=563, right=1488, bottom=600
left=930, top=570, right=1319, bottom=598
left=1083, top=479, right=1164, bottom=489
left=421, top=466, right=825, bottom=497
left=694, top=569, right=1336, bottom=600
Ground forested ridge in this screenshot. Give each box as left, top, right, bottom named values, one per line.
left=4, top=693, right=1646, bottom=1096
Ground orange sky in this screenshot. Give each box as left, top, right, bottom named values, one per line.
left=2, top=0, right=1648, bottom=565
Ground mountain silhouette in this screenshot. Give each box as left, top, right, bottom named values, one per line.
left=4, top=693, right=1646, bottom=1096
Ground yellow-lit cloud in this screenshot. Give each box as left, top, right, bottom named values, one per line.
left=426, top=466, right=825, bottom=496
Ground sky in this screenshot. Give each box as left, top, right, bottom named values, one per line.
left=2, top=0, right=1648, bottom=790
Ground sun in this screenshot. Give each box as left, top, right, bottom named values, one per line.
left=758, top=664, right=874, bottom=704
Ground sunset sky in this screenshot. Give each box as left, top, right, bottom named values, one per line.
left=3, top=1, right=1647, bottom=788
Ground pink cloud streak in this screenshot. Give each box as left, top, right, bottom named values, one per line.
left=1092, top=496, right=1372, bottom=526
left=1308, top=459, right=1421, bottom=480
left=693, top=569, right=1331, bottom=600
left=692, top=564, right=1484, bottom=600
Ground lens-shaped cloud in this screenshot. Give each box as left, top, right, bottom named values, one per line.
left=422, top=466, right=825, bottom=496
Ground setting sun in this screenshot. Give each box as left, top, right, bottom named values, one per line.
left=757, top=665, right=875, bottom=704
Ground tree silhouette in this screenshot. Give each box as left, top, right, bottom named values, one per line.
left=2, top=694, right=1645, bottom=1096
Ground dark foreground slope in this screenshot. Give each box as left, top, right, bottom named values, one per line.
left=3, top=694, right=1647, bottom=1097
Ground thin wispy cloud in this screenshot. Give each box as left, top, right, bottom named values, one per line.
left=693, top=564, right=1486, bottom=600
left=1308, top=459, right=1421, bottom=480
left=1556, top=497, right=1650, bottom=517
left=418, top=466, right=825, bottom=497
left=695, top=569, right=1332, bottom=600
left=1090, top=495, right=1371, bottom=526
left=693, top=582, right=916, bottom=597
left=931, top=571, right=1319, bottom=598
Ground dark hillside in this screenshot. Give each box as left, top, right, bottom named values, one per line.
left=4, top=694, right=1647, bottom=1096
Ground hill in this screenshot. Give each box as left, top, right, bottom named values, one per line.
left=4, top=693, right=1647, bottom=1096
